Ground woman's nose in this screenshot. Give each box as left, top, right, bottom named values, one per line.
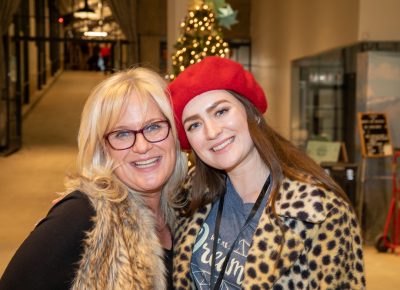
left=131, top=133, right=152, bottom=153
left=204, top=120, right=222, bottom=140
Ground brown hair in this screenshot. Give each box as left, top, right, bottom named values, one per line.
left=186, top=91, right=349, bottom=215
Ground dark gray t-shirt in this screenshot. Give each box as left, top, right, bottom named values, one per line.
left=190, top=177, right=271, bottom=289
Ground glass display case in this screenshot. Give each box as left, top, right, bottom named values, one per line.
left=291, top=41, right=400, bottom=244
left=291, top=42, right=400, bottom=162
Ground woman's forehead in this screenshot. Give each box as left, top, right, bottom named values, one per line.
left=182, top=90, right=237, bottom=116
left=113, top=93, right=164, bottom=128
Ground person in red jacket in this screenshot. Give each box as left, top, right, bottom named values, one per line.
left=100, top=43, right=111, bottom=74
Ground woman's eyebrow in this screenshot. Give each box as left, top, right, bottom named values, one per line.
left=112, top=117, right=165, bottom=130
left=183, top=100, right=229, bottom=125
left=183, top=114, right=200, bottom=125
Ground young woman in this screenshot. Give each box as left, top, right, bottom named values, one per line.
left=0, top=68, right=187, bottom=290
left=169, top=56, right=365, bottom=289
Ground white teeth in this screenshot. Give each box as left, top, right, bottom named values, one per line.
left=134, top=157, right=159, bottom=168
left=212, top=137, right=234, bottom=152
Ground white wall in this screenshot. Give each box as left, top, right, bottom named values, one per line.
left=251, top=0, right=360, bottom=138
left=252, top=0, right=400, bottom=138
left=359, top=0, right=400, bottom=41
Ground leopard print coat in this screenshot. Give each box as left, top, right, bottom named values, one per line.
left=173, top=177, right=366, bottom=289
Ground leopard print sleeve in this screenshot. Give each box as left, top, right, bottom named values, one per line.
left=309, top=198, right=366, bottom=289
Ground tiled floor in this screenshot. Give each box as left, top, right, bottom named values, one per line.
left=0, top=71, right=399, bottom=288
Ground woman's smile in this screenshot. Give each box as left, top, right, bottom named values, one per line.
left=211, top=136, right=235, bottom=152
left=131, top=156, right=161, bottom=169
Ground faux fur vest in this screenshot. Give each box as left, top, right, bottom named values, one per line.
left=71, top=192, right=166, bottom=290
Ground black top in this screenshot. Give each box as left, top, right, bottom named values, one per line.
left=0, top=191, right=95, bottom=290
left=164, top=248, right=174, bottom=290
left=0, top=191, right=175, bottom=290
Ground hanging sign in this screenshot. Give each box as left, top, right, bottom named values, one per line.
left=358, top=112, right=393, bottom=158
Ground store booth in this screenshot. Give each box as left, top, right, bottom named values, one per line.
left=291, top=42, right=400, bottom=245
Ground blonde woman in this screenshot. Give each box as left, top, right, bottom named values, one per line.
left=0, top=68, right=187, bottom=290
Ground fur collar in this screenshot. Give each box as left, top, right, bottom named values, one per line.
left=71, top=191, right=166, bottom=290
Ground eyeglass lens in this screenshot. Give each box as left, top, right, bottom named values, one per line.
left=107, top=121, right=170, bottom=150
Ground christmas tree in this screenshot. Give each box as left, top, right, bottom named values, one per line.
left=169, top=2, right=232, bottom=79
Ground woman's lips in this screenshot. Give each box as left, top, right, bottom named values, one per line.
left=211, top=137, right=234, bottom=152
left=131, top=157, right=160, bottom=168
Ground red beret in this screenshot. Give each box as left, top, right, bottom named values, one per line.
left=168, top=56, right=267, bottom=150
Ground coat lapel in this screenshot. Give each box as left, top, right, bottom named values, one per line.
left=173, top=204, right=212, bottom=289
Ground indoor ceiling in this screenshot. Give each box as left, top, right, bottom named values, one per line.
left=59, top=0, right=121, bottom=39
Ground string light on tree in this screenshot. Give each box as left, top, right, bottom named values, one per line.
left=169, top=3, right=231, bottom=79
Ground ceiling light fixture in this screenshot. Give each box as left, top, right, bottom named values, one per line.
left=74, top=0, right=98, bottom=20
left=83, top=31, right=108, bottom=37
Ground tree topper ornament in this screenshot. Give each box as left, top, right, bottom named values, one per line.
left=205, top=0, right=238, bottom=29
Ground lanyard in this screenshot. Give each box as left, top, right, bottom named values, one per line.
left=210, top=175, right=271, bottom=289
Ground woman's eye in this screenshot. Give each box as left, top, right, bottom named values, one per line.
left=114, top=130, right=131, bottom=139
left=186, top=122, right=200, bottom=132
left=215, top=107, right=229, bottom=117
left=145, top=123, right=161, bottom=132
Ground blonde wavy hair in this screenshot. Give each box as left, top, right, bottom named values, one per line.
left=65, top=67, right=187, bottom=225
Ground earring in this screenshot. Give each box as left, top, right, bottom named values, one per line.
left=255, top=116, right=261, bottom=125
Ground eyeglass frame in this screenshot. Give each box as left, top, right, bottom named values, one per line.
left=104, top=120, right=171, bottom=150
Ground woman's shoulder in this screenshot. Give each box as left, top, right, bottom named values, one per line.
left=0, top=191, right=96, bottom=290
left=51, top=190, right=94, bottom=213
left=56, top=190, right=90, bottom=204
left=37, top=190, right=96, bottom=229
left=275, top=177, right=352, bottom=224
